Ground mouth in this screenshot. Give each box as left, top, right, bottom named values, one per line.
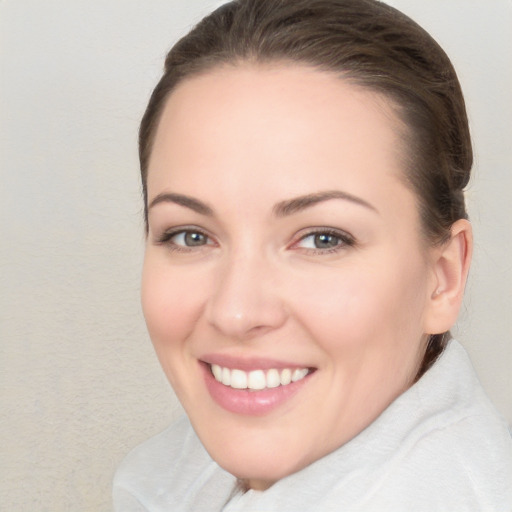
left=200, top=358, right=316, bottom=415
left=209, top=364, right=312, bottom=391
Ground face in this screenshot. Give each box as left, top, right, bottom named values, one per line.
left=142, top=64, right=439, bottom=490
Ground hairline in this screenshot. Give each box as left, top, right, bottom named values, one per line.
left=142, top=57, right=423, bottom=231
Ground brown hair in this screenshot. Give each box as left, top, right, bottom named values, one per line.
left=139, top=0, right=472, bottom=377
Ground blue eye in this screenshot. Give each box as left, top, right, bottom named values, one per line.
left=304, top=233, right=341, bottom=249
left=295, top=230, right=354, bottom=252
left=171, top=231, right=208, bottom=247
left=158, top=228, right=212, bottom=249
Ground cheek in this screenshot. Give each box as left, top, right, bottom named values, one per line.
left=287, top=258, right=429, bottom=353
left=140, top=256, right=204, bottom=349
left=140, top=256, right=212, bottom=401
left=292, top=274, right=382, bottom=348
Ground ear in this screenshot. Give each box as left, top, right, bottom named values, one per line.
left=423, top=219, right=473, bottom=335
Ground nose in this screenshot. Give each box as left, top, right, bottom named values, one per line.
left=205, top=250, right=287, bottom=340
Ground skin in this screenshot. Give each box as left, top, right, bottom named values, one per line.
left=141, top=64, right=471, bottom=491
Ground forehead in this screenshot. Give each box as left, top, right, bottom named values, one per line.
left=147, top=63, right=411, bottom=213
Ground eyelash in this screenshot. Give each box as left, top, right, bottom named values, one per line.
left=291, top=228, right=356, bottom=255
left=155, top=227, right=356, bottom=255
left=156, top=226, right=214, bottom=253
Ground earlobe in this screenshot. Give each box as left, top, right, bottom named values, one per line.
left=424, top=219, right=473, bottom=334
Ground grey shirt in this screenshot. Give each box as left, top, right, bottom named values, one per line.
left=113, top=340, right=512, bottom=511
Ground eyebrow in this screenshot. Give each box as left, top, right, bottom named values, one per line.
left=273, top=190, right=378, bottom=217
left=148, top=192, right=214, bottom=216
left=147, top=189, right=377, bottom=218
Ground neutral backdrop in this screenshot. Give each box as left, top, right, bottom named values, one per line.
left=1, top=1, right=510, bottom=510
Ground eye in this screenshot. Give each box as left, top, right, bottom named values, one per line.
left=300, top=233, right=341, bottom=249
left=171, top=230, right=208, bottom=247
left=293, top=229, right=355, bottom=253
left=156, top=227, right=214, bottom=250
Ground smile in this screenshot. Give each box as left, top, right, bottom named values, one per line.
left=210, top=364, right=310, bottom=391
left=202, top=359, right=316, bottom=415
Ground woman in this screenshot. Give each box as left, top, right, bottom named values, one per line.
left=114, top=0, right=512, bottom=509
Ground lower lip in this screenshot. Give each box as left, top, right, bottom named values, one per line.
left=201, top=363, right=312, bottom=416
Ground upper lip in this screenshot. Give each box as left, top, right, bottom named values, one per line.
left=200, top=353, right=314, bottom=372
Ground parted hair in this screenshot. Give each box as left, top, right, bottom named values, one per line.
left=139, top=0, right=473, bottom=377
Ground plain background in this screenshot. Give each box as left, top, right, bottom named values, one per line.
left=1, top=1, right=510, bottom=510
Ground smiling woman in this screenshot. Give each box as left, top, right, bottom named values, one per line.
left=113, top=0, right=512, bottom=510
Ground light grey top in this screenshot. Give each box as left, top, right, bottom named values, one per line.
left=113, top=340, right=512, bottom=511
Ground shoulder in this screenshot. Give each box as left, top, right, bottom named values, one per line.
left=114, top=415, right=196, bottom=486
left=374, top=415, right=512, bottom=511
left=113, top=417, right=211, bottom=512
left=372, top=340, right=512, bottom=510
left=113, top=416, right=233, bottom=511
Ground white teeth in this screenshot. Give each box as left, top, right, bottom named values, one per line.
left=266, top=369, right=281, bottom=388
left=211, top=364, right=222, bottom=381
left=248, top=370, right=266, bottom=390
left=280, top=368, right=292, bottom=386
left=292, top=368, right=309, bottom=382
left=230, top=369, right=247, bottom=389
left=222, top=367, right=231, bottom=386
left=210, top=364, right=310, bottom=390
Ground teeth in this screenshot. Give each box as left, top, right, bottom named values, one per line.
left=230, top=369, right=247, bottom=389
left=221, top=367, right=231, bottom=386
left=247, top=370, right=266, bottom=390
left=210, top=364, right=310, bottom=390
left=292, top=368, right=309, bottom=382
left=280, top=368, right=292, bottom=386
left=211, top=364, right=222, bottom=381
left=266, top=369, right=281, bottom=388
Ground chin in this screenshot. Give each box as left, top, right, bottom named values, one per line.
left=218, top=453, right=299, bottom=491
left=195, top=420, right=316, bottom=489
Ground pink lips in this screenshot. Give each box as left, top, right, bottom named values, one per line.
left=202, top=353, right=309, bottom=372
left=200, top=356, right=314, bottom=416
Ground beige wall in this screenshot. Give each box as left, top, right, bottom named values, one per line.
left=1, top=1, right=510, bottom=510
